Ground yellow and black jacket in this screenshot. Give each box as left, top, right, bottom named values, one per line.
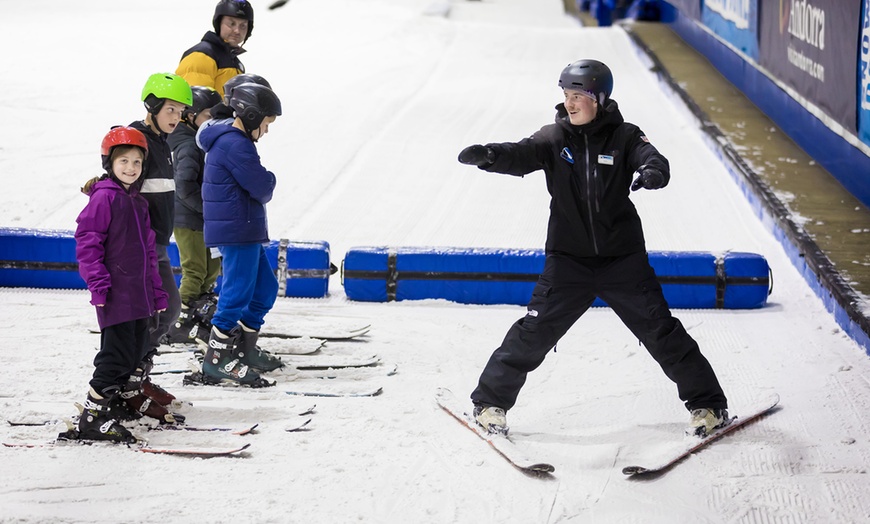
left=176, top=31, right=245, bottom=97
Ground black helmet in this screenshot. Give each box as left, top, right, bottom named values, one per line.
left=183, top=86, right=222, bottom=122
left=223, top=73, right=271, bottom=103
left=213, top=0, right=254, bottom=41
left=230, top=83, right=282, bottom=133
left=558, top=59, right=613, bottom=105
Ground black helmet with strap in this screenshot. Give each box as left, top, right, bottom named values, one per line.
left=213, top=0, right=254, bottom=42
left=229, top=83, right=282, bottom=137
left=222, top=73, right=271, bottom=103
left=558, top=59, right=613, bottom=106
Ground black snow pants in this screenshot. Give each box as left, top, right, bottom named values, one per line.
left=91, top=317, right=152, bottom=394
left=471, top=251, right=727, bottom=412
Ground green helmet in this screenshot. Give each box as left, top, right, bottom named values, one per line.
left=141, top=73, right=193, bottom=114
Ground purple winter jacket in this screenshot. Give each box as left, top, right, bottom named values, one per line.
left=75, top=178, right=168, bottom=330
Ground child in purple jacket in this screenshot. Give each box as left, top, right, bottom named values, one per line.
left=74, top=127, right=177, bottom=442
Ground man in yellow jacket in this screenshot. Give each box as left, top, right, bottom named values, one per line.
left=176, top=0, right=254, bottom=97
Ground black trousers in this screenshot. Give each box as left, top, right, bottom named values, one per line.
left=471, top=251, right=727, bottom=412
left=148, top=244, right=182, bottom=353
left=91, top=317, right=152, bottom=394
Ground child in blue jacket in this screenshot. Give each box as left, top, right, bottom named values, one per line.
left=197, top=82, right=284, bottom=387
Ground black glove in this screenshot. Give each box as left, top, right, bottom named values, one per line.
left=630, top=165, right=666, bottom=191
left=458, top=144, right=496, bottom=167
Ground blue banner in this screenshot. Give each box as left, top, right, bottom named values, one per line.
left=666, top=0, right=702, bottom=20
left=860, top=0, right=870, bottom=146
left=701, top=0, right=759, bottom=60
left=760, top=0, right=861, bottom=135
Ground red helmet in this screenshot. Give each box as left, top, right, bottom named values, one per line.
left=101, top=126, right=148, bottom=156
left=100, top=126, right=148, bottom=172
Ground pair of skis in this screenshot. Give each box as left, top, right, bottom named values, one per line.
left=436, top=388, right=780, bottom=477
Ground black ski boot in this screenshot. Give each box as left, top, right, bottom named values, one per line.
left=237, top=322, right=284, bottom=372
left=202, top=325, right=274, bottom=387
left=188, top=293, right=219, bottom=348
left=137, top=356, right=181, bottom=409
left=191, top=292, right=218, bottom=326
left=121, top=368, right=185, bottom=424
left=165, top=303, right=198, bottom=344
left=77, top=387, right=138, bottom=443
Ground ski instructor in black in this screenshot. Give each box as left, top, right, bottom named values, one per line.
left=458, top=59, right=729, bottom=438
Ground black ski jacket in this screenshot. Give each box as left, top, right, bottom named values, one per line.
left=130, top=120, right=175, bottom=246
left=481, top=99, right=669, bottom=258
left=167, top=122, right=206, bottom=231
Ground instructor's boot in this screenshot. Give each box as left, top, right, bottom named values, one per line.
left=473, top=404, right=509, bottom=435
left=688, top=407, right=731, bottom=437
left=237, top=322, right=284, bottom=372
left=202, top=325, right=274, bottom=387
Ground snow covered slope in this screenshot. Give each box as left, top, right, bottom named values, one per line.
left=2, top=1, right=870, bottom=522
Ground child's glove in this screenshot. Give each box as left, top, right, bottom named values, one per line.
left=458, top=145, right=496, bottom=167
left=630, top=165, right=666, bottom=191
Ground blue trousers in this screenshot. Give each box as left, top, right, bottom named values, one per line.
left=212, top=243, right=278, bottom=332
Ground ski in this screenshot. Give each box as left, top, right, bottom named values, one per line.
left=297, top=404, right=316, bottom=416
left=7, top=418, right=258, bottom=436
left=285, top=418, right=312, bottom=432
left=434, top=387, right=555, bottom=474
left=154, top=350, right=381, bottom=375
left=154, top=353, right=381, bottom=377
left=284, top=353, right=381, bottom=370
left=96, top=322, right=369, bottom=345
left=138, top=443, right=251, bottom=457
left=297, top=363, right=397, bottom=381
left=285, top=386, right=383, bottom=398
left=181, top=371, right=383, bottom=397
left=3, top=433, right=252, bottom=458
left=147, top=423, right=258, bottom=435
left=622, top=393, right=780, bottom=477
left=260, top=325, right=371, bottom=341
left=255, top=336, right=326, bottom=355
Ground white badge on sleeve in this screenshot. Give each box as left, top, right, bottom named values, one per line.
left=598, top=155, right=614, bottom=165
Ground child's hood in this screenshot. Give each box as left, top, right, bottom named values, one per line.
left=198, top=122, right=244, bottom=153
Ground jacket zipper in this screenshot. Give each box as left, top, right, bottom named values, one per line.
left=133, top=196, right=151, bottom=310
left=584, top=135, right=599, bottom=255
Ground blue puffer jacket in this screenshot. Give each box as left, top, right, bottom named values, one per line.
left=199, top=124, right=276, bottom=246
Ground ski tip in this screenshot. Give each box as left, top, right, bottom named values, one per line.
left=527, top=463, right=556, bottom=474
left=285, top=418, right=312, bottom=432
left=622, top=465, right=649, bottom=476
left=232, top=423, right=259, bottom=435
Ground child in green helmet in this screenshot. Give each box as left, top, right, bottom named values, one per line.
left=128, top=72, right=193, bottom=409
left=166, top=85, right=224, bottom=346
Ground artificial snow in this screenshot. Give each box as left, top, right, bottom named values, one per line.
left=3, top=0, right=870, bottom=522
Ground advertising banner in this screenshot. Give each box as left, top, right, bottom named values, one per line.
left=666, top=0, right=702, bottom=20
left=759, top=0, right=861, bottom=134
left=859, top=0, right=870, bottom=146
left=701, top=0, right=759, bottom=60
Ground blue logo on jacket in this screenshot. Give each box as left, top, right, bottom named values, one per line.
left=560, top=147, right=574, bottom=164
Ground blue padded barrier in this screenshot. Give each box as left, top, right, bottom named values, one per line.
left=263, top=239, right=334, bottom=298
left=0, top=227, right=85, bottom=289
left=342, top=246, right=771, bottom=309
left=0, top=227, right=332, bottom=298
